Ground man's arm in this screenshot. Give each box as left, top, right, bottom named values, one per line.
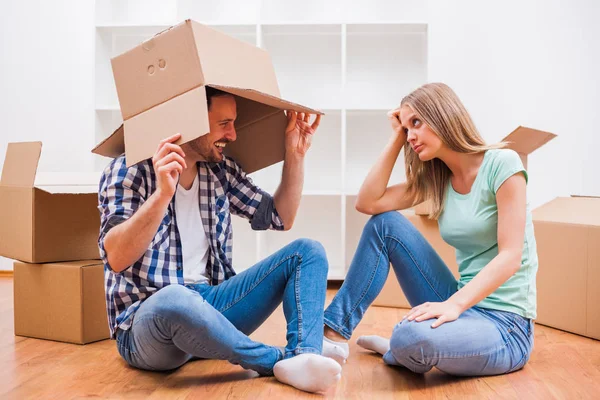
left=101, top=134, right=187, bottom=273
left=273, top=111, right=321, bottom=230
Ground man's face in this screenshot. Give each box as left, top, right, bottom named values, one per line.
left=186, top=95, right=237, bottom=163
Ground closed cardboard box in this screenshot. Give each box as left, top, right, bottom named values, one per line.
left=14, top=260, right=109, bottom=344
left=533, top=196, right=600, bottom=340
left=0, top=142, right=100, bottom=263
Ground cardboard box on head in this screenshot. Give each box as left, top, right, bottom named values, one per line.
left=0, top=142, right=100, bottom=263
left=92, top=19, right=323, bottom=173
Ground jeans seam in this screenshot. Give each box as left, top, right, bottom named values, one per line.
left=217, top=253, right=302, bottom=313
left=385, top=234, right=446, bottom=302
left=295, top=254, right=304, bottom=347
left=340, top=236, right=386, bottom=327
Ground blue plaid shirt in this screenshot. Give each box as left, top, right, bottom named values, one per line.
left=98, top=155, right=284, bottom=338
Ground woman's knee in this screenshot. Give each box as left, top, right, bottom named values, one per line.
left=365, top=211, right=412, bottom=237
left=389, top=320, right=437, bottom=366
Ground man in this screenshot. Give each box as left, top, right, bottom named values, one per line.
left=97, top=88, right=346, bottom=394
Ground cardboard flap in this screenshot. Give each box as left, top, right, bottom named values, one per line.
left=35, top=186, right=98, bottom=194
left=124, top=86, right=210, bottom=167
left=533, top=197, right=600, bottom=226
left=502, top=126, right=556, bottom=155
left=209, top=85, right=323, bottom=115
left=92, top=124, right=125, bottom=159
left=1, top=142, right=42, bottom=187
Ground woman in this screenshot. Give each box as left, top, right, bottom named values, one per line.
left=321, top=83, right=536, bottom=376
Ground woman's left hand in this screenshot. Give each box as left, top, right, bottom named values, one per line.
left=404, top=300, right=464, bottom=328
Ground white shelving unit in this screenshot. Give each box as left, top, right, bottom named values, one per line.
left=94, top=0, right=428, bottom=279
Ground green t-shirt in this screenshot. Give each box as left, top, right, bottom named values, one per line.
left=438, top=149, right=538, bottom=319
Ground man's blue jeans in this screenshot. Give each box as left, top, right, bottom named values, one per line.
left=116, top=238, right=329, bottom=376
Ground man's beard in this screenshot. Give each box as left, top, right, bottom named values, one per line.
left=188, top=138, right=223, bottom=163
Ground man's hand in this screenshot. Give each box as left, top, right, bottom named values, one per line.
left=152, top=133, right=187, bottom=201
left=403, top=300, right=464, bottom=328
left=284, top=111, right=321, bottom=159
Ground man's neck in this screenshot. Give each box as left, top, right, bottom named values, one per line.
left=179, top=163, right=197, bottom=190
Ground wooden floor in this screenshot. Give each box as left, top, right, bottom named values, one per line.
left=1, top=277, right=600, bottom=399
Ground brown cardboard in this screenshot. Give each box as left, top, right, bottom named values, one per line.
left=533, top=196, right=600, bottom=340
left=0, top=142, right=100, bottom=263
left=372, top=211, right=459, bottom=308
left=92, top=20, right=323, bottom=173
left=502, top=126, right=556, bottom=169
left=412, top=126, right=557, bottom=218
left=13, top=260, right=109, bottom=344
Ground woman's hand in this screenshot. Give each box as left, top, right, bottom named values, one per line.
left=387, top=107, right=406, bottom=142
left=404, top=300, right=464, bottom=328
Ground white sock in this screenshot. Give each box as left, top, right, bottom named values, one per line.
left=356, top=335, right=390, bottom=356
left=273, top=353, right=342, bottom=393
left=322, top=336, right=350, bottom=365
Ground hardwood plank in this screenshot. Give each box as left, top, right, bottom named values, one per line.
left=1, top=277, right=599, bottom=399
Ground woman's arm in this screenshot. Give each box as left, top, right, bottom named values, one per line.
left=355, top=109, right=416, bottom=215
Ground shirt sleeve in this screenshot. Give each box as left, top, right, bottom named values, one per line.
left=224, top=157, right=285, bottom=231
left=97, top=157, right=148, bottom=266
left=488, top=149, right=528, bottom=194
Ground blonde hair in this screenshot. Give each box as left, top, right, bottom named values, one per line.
left=402, top=83, right=505, bottom=219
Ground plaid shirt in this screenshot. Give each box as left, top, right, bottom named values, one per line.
left=98, top=155, right=284, bottom=338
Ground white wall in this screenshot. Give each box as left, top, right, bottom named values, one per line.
left=427, top=0, right=600, bottom=207
left=0, top=0, right=95, bottom=270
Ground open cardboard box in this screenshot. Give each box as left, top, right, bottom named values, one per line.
left=14, top=260, right=109, bottom=344
left=0, top=142, right=100, bottom=263
left=533, top=195, right=600, bottom=340
left=376, top=126, right=557, bottom=309
left=93, top=19, right=323, bottom=173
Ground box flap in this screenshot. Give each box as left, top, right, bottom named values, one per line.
left=92, top=124, right=125, bottom=159
left=35, top=185, right=98, bottom=194
left=533, top=197, right=600, bottom=226
left=124, top=85, right=210, bottom=167
left=502, top=126, right=556, bottom=155
left=210, top=85, right=323, bottom=115
left=112, top=20, right=204, bottom=121
left=1, top=142, right=42, bottom=187
left=192, top=22, right=280, bottom=98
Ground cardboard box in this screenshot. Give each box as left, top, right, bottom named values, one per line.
left=533, top=196, right=600, bottom=340
left=14, top=260, right=110, bottom=344
left=0, top=142, right=100, bottom=263
left=412, top=126, right=557, bottom=218
left=372, top=211, right=459, bottom=308
left=93, top=19, right=323, bottom=172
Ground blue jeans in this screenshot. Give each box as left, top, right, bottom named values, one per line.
left=324, top=211, right=534, bottom=376
left=116, top=238, right=329, bottom=376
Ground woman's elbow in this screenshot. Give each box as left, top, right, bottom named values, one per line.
left=355, top=201, right=375, bottom=215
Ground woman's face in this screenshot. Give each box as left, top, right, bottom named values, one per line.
left=399, top=105, right=444, bottom=162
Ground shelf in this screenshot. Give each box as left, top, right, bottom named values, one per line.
left=251, top=110, right=342, bottom=193
left=345, top=110, right=406, bottom=193
left=261, top=24, right=342, bottom=110
left=344, top=195, right=371, bottom=270
left=344, top=23, right=427, bottom=110
left=261, top=195, right=343, bottom=271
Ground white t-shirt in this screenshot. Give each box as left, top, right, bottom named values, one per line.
left=175, top=175, right=210, bottom=284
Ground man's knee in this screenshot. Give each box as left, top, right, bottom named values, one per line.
left=289, top=238, right=328, bottom=270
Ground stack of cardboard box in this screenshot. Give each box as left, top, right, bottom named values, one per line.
left=370, top=127, right=600, bottom=342
left=0, top=142, right=108, bottom=344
